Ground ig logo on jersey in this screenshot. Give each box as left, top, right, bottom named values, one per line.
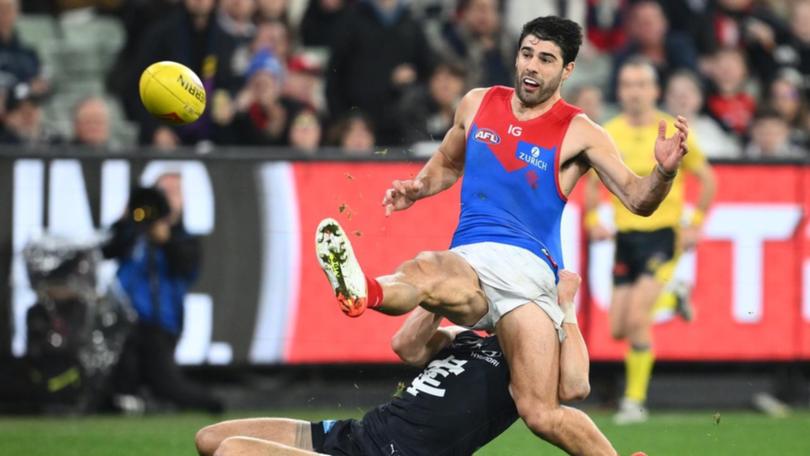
left=474, top=128, right=501, bottom=145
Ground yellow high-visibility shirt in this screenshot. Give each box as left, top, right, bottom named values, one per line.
left=603, top=112, right=706, bottom=232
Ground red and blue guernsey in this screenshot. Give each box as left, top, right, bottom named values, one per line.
left=450, top=86, right=582, bottom=278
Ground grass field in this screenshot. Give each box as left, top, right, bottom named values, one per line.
left=1, top=409, right=809, bottom=455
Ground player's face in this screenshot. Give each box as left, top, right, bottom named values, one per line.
left=514, top=36, right=572, bottom=108
left=617, top=65, right=659, bottom=116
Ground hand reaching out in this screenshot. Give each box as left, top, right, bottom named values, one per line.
left=382, top=179, right=425, bottom=216
left=654, top=116, right=689, bottom=175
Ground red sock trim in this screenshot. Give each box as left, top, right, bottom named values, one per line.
left=366, top=275, right=383, bottom=309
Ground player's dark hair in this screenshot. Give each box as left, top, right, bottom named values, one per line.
left=519, top=16, right=583, bottom=65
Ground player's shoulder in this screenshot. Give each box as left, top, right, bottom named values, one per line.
left=457, top=87, right=496, bottom=118
left=568, top=112, right=612, bottom=143
left=461, top=87, right=491, bottom=106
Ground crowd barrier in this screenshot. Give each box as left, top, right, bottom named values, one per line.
left=0, top=148, right=807, bottom=364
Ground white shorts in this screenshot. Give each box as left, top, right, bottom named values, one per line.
left=450, top=242, right=565, bottom=341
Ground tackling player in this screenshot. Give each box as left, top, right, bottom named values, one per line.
left=195, top=271, right=607, bottom=455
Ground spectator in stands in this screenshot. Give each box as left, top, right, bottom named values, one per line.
left=608, top=0, right=698, bottom=100
left=504, top=0, right=587, bottom=38
left=328, top=111, right=375, bottom=155
left=427, top=0, right=515, bottom=89
left=72, top=97, right=111, bottom=149
left=0, top=83, right=48, bottom=145
left=744, top=108, right=806, bottom=159
left=664, top=70, right=741, bottom=159
left=584, top=0, right=627, bottom=54
left=300, top=0, right=348, bottom=47
left=108, top=0, right=180, bottom=120
left=326, top=0, right=434, bottom=146
left=255, top=0, right=289, bottom=24
left=131, top=0, right=242, bottom=147
left=772, top=1, right=810, bottom=95
left=568, top=84, right=607, bottom=125
left=708, top=0, right=790, bottom=86
left=225, top=49, right=301, bottom=146
left=0, top=0, right=46, bottom=95
left=252, top=19, right=291, bottom=64
left=398, top=62, right=466, bottom=144
left=105, top=176, right=223, bottom=414
left=768, top=70, right=810, bottom=148
left=288, top=109, right=322, bottom=154
left=657, top=0, right=715, bottom=58
left=282, top=54, right=323, bottom=112
left=705, top=47, right=757, bottom=138
left=218, top=0, right=257, bottom=42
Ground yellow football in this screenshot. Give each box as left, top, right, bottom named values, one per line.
left=139, top=61, right=206, bottom=125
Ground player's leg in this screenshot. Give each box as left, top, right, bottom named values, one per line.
left=498, top=304, right=617, bottom=455
left=196, top=418, right=313, bottom=456
left=376, top=250, right=488, bottom=325
left=214, top=436, right=322, bottom=456
left=316, top=218, right=488, bottom=325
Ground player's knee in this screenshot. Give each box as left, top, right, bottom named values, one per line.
left=520, top=408, right=560, bottom=438
left=397, top=252, right=438, bottom=283
left=515, top=397, right=559, bottom=437
left=398, top=251, right=447, bottom=297
left=195, top=425, right=220, bottom=456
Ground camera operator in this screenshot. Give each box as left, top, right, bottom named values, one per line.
left=103, top=173, right=223, bottom=413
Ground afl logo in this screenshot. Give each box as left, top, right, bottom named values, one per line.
left=474, top=129, right=501, bottom=145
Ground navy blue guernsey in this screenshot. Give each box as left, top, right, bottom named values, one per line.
left=361, top=332, right=518, bottom=456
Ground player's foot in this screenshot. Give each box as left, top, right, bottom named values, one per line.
left=613, top=398, right=649, bottom=425
left=672, top=281, right=694, bottom=322
left=316, top=218, right=368, bottom=317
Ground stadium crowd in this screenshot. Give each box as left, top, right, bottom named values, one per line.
left=0, top=0, right=808, bottom=159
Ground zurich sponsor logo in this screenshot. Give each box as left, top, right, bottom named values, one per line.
left=516, top=143, right=555, bottom=170
left=474, top=128, right=501, bottom=145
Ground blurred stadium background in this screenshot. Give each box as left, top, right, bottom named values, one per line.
left=1, top=0, right=810, bottom=454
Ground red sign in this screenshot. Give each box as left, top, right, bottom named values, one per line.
left=287, top=162, right=461, bottom=363
left=583, top=165, right=805, bottom=360
left=285, top=163, right=808, bottom=363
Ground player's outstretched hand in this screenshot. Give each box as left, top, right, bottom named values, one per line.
left=382, top=179, right=424, bottom=216
left=557, top=270, right=581, bottom=310
left=654, top=116, right=689, bottom=175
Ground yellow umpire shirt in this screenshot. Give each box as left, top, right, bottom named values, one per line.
left=604, top=111, right=707, bottom=232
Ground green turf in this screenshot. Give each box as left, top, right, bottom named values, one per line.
left=0, top=409, right=808, bottom=455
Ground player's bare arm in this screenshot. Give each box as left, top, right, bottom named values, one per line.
left=562, top=114, right=689, bottom=216
left=382, top=88, right=486, bottom=215
left=390, top=307, right=468, bottom=367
